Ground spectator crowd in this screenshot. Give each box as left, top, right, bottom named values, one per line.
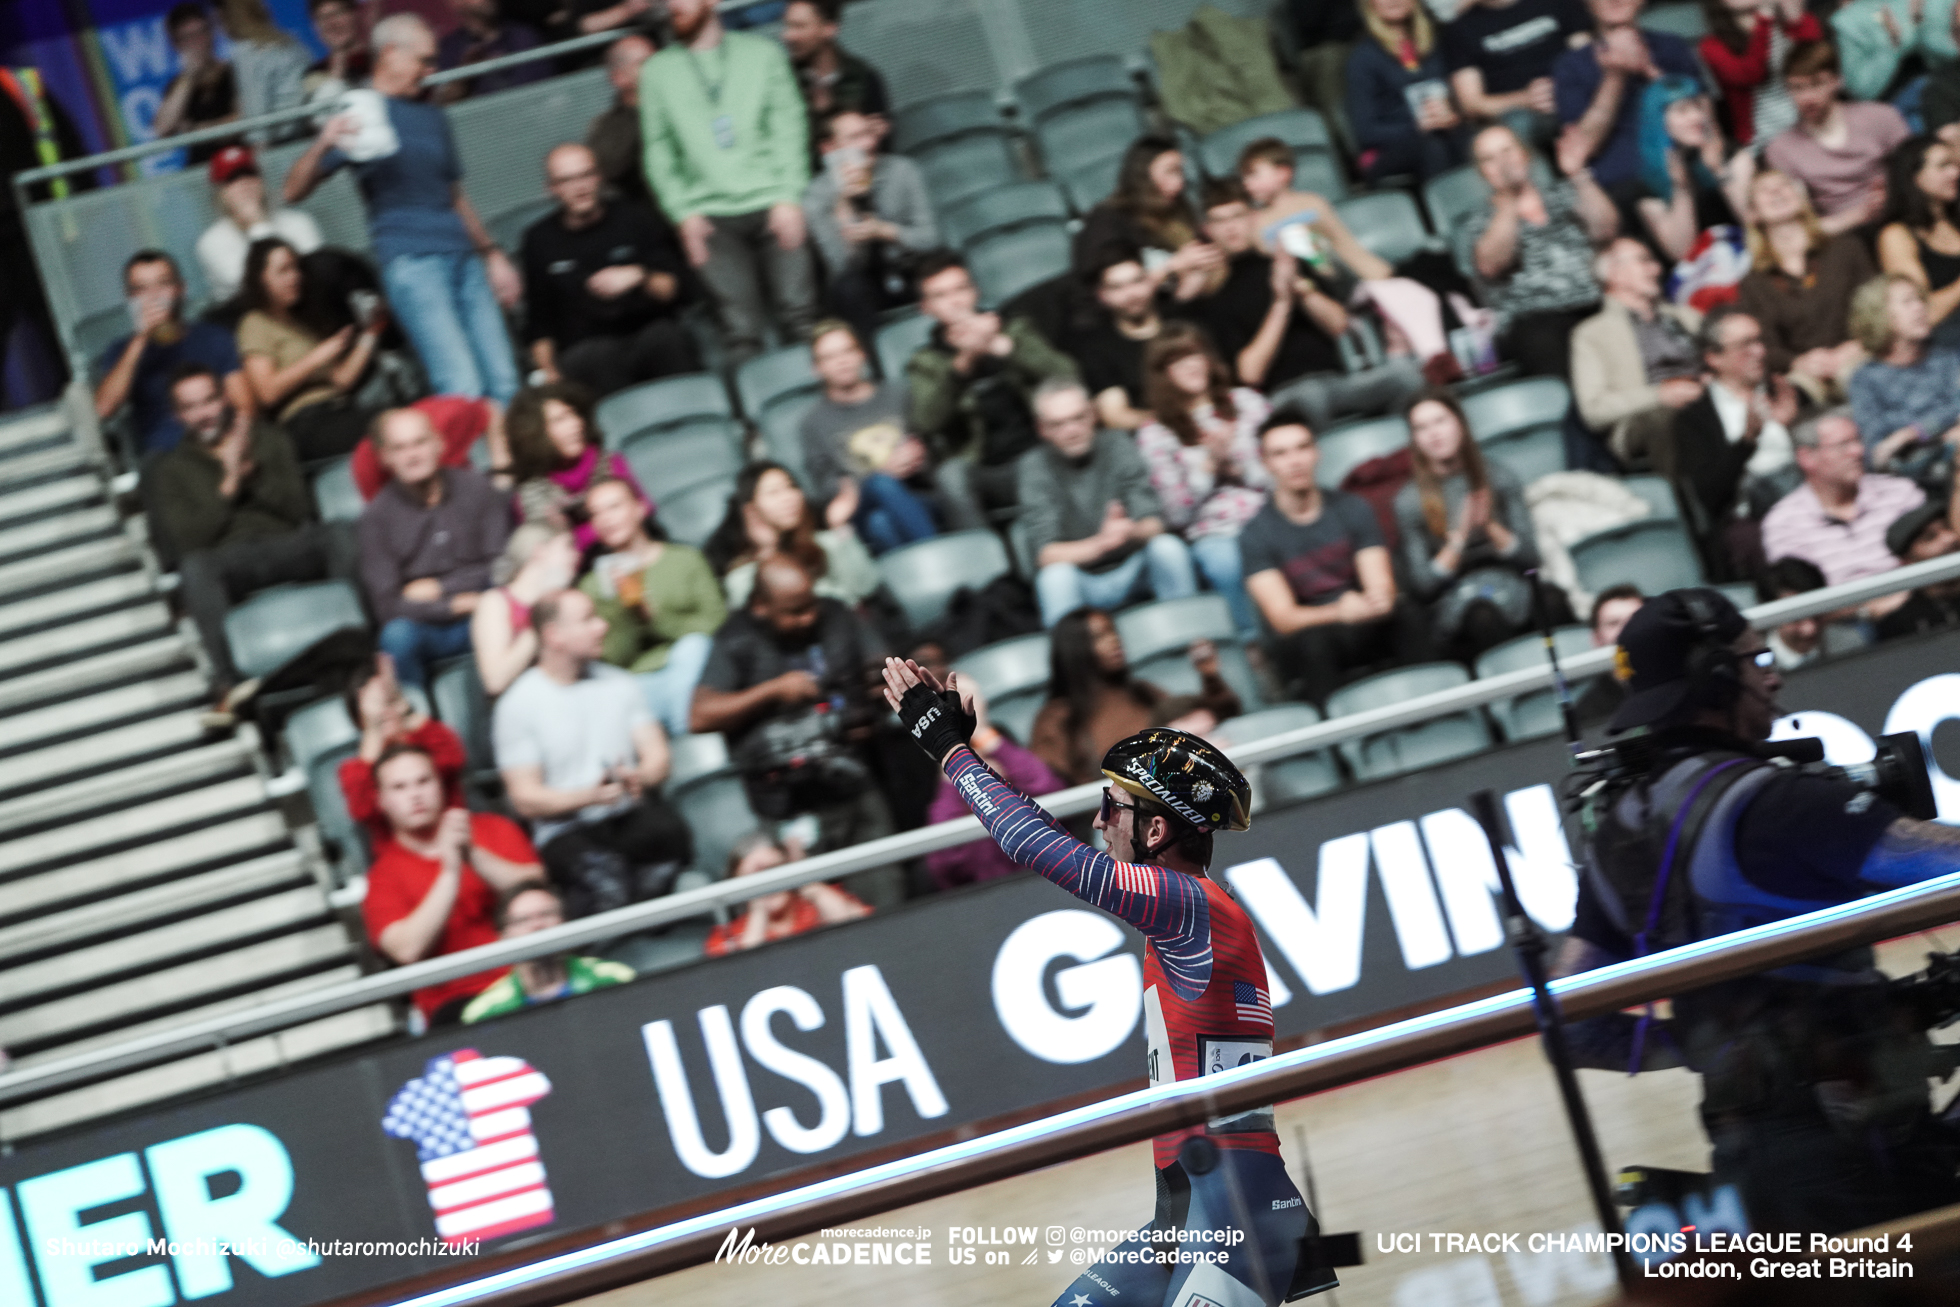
left=60, top=0, right=1960, bottom=1024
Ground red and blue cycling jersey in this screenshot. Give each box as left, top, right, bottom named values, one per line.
left=947, top=747, right=1281, bottom=1170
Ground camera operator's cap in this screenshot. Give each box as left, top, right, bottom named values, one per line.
left=1608, top=587, right=1748, bottom=734
left=1886, top=498, right=1949, bottom=559
left=208, top=145, right=258, bottom=185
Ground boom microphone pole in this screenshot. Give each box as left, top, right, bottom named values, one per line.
left=1527, top=568, right=1583, bottom=760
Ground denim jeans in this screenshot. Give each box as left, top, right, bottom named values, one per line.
left=381, top=250, right=520, bottom=403
left=634, top=631, right=714, bottom=738
left=378, top=616, right=475, bottom=690
left=1190, top=533, right=1257, bottom=634
left=854, top=472, right=939, bottom=555
left=1034, top=534, right=1197, bottom=627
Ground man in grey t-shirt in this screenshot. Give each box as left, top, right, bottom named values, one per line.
left=493, top=589, right=694, bottom=915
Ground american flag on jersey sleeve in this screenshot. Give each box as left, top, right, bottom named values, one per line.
left=1233, top=981, right=1272, bottom=1024
left=381, top=1048, right=555, bottom=1244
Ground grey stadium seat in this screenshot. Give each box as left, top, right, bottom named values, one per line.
left=1325, top=662, right=1492, bottom=780
left=487, top=196, right=558, bottom=255
left=893, top=90, right=1011, bottom=154
left=1333, top=191, right=1434, bottom=267
left=940, top=181, right=1072, bottom=250
left=757, top=394, right=820, bottom=493
left=1462, top=376, right=1571, bottom=485
left=1056, top=147, right=1131, bottom=214
left=1474, top=625, right=1597, bottom=742
left=596, top=372, right=732, bottom=449
left=282, top=697, right=367, bottom=884
left=1197, top=108, right=1335, bottom=179
left=1115, top=594, right=1238, bottom=662
left=952, top=632, right=1052, bottom=745
left=667, top=731, right=732, bottom=787
left=430, top=656, right=496, bottom=779
left=1640, top=3, right=1709, bottom=38
left=1213, top=704, right=1342, bottom=808
left=225, top=580, right=367, bottom=681
left=311, top=456, right=364, bottom=523
left=1293, top=149, right=1349, bottom=202
left=876, top=312, right=935, bottom=382
left=1314, top=415, right=1409, bottom=488
left=916, top=134, right=1024, bottom=210
left=670, top=769, right=763, bottom=882
left=620, top=420, right=746, bottom=501
left=878, top=529, right=1012, bottom=630
left=1035, top=101, right=1150, bottom=194
left=966, top=221, right=1073, bottom=308
left=1015, top=56, right=1138, bottom=126
left=653, top=475, right=738, bottom=548
left=1571, top=518, right=1706, bottom=596
left=735, top=345, right=820, bottom=421
left=1129, top=642, right=1267, bottom=714
left=1621, top=474, right=1680, bottom=522
left=1715, top=582, right=1757, bottom=612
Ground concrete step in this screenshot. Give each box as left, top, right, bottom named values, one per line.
left=0, top=850, right=308, bottom=963
left=0, top=536, right=134, bottom=603
left=0, top=739, right=253, bottom=837
left=0, top=711, right=215, bottom=798
left=0, top=443, right=90, bottom=486
left=0, top=476, right=101, bottom=528
left=0, top=572, right=155, bottom=641
left=0, top=637, right=190, bottom=716
left=0, top=504, right=118, bottom=564
left=2, top=810, right=291, bottom=920
left=2, top=885, right=335, bottom=1007
left=0, top=403, right=71, bottom=449
left=0, top=775, right=268, bottom=880
left=0, top=603, right=171, bottom=680
left=0, top=673, right=207, bottom=754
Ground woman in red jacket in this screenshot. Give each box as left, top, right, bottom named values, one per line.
left=1700, top=0, right=1821, bottom=146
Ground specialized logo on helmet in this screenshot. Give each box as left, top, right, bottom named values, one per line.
left=1124, top=757, right=1212, bottom=829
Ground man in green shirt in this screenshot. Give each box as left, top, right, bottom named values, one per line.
left=640, top=0, right=817, bottom=363
left=461, top=881, right=636, bottom=1024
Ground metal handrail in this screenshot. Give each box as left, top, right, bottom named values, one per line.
left=3, top=551, right=1956, bottom=1106
left=389, top=868, right=1960, bottom=1306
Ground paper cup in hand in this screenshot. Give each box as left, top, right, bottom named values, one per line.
left=335, top=89, right=399, bottom=162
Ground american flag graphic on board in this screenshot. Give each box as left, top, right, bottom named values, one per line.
left=1232, top=981, right=1271, bottom=1024
left=381, top=1048, right=555, bottom=1244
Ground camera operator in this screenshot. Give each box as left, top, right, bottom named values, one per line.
left=1555, top=587, right=1960, bottom=1233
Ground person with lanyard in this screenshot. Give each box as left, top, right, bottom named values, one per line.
left=882, top=659, right=1339, bottom=1307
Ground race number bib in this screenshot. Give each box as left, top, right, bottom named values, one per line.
left=1199, top=1036, right=1274, bottom=1135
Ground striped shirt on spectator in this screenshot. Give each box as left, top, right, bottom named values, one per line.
left=1760, top=474, right=1925, bottom=587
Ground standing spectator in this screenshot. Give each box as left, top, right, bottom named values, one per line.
left=1878, top=136, right=1960, bottom=353
left=96, top=251, right=248, bottom=454
left=217, top=0, right=309, bottom=124
left=236, top=237, right=386, bottom=460
left=1135, top=325, right=1274, bottom=633
left=339, top=652, right=468, bottom=846
left=1846, top=273, right=1960, bottom=475
left=1348, top=0, right=1469, bottom=183
left=1700, top=0, right=1820, bottom=147
left=1553, top=0, right=1700, bottom=192
left=800, top=322, right=942, bottom=553
left=639, top=0, right=816, bottom=365
left=1074, top=137, right=1223, bottom=301
left=285, top=14, right=523, bottom=405
left=1444, top=0, right=1586, bottom=143
left=1735, top=167, right=1875, bottom=403
left=1394, top=388, right=1556, bottom=661
left=494, top=588, right=693, bottom=916
left=363, top=744, right=542, bottom=1024
left=1460, top=123, right=1618, bottom=378
left=1029, top=608, right=1240, bottom=786
left=1764, top=42, right=1911, bottom=236
left=360, top=406, right=514, bottom=689
left=1632, top=76, right=1748, bottom=263
left=433, top=0, right=547, bottom=103
left=1576, top=582, right=1643, bottom=726
left=472, top=524, right=580, bottom=697
left=1761, top=410, right=1925, bottom=609
left=1189, top=179, right=1424, bottom=428
left=580, top=476, right=726, bottom=735
left=803, top=109, right=936, bottom=345
left=0, top=68, right=93, bottom=409
left=147, top=362, right=356, bottom=698
left=461, top=882, right=637, bottom=1024
left=196, top=144, right=323, bottom=302
left=587, top=35, right=657, bottom=205
left=780, top=0, right=890, bottom=121
left=923, top=680, right=1064, bottom=888
left=907, top=252, right=1081, bottom=513
left=1571, top=237, right=1704, bottom=469
left=1758, top=554, right=1826, bottom=668
left=704, top=460, right=880, bottom=608
left=1241, top=409, right=1428, bottom=707
left=1291, top=0, right=1363, bottom=138
left=153, top=4, right=239, bottom=163
left=504, top=381, right=646, bottom=547
left=1671, top=305, right=1800, bottom=579
left=704, top=833, right=871, bottom=956
left=1075, top=250, right=1171, bottom=431
left=1018, top=379, right=1198, bottom=627
left=302, top=0, right=371, bottom=102
left=521, top=142, right=697, bottom=398
left=1878, top=498, right=1960, bottom=638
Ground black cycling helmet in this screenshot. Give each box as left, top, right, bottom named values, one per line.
left=1101, top=728, right=1252, bottom=835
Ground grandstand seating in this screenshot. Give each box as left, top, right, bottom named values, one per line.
left=619, top=420, right=748, bottom=502
left=1314, top=414, right=1409, bottom=488
left=652, top=474, right=740, bottom=548
left=735, top=346, right=822, bottom=423
left=1333, top=190, right=1436, bottom=266
left=876, top=312, right=935, bottom=382
left=1196, top=107, right=1335, bottom=179
left=311, top=456, right=365, bottom=523
left=966, top=220, right=1076, bottom=307
left=1213, top=705, right=1342, bottom=808
left=1326, top=662, right=1493, bottom=780
left=758, top=394, right=822, bottom=491
left=951, top=632, right=1052, bottom=744
left=940, top=181, right=1073, bottom=250
left=877, top=529, right=1013, bottom=630
left=1571, top=518, right=1707, bottom=596
left=223, top=581, right=367, bottom=681
left=595, top=373, right=735, bottom=450
left=1474, top=626, right=1598, bottom=742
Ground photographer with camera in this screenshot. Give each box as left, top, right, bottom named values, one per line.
left=1557, top=587, right=1960, bottom=1233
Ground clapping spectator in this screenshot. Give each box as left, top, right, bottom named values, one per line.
left=1761, top=410, right=1925, bottom=615
left=302, top=0, right=370, bottom=102
left=285, top=15, right=523, bottom=405
left=462, top=881, right=636, bottom=1023
left=1633, top=76, right=1749, bottom=262
left=1241, top=409, right=1429, bottom=707
left=1759, top=554, right=1825, bottom=668
left=153, top=4, right=239, bottom=163
left=1671, top=306, right=1799, bottom=578
left=781, top=0, right=890, bottom=121
left=521, top=142, right=697, bottom=398
left=237, top=237, right=386, bottom=460
left=362, top=744, right=543, bottom=1024
left=580, top=476, right=726, bottom=735
left=215, top=0, right=310, bottom=140
left=1075, top=249, right=1172, bottom=431
left=1847, top=273, right=1960, bottom=476
left=587, top=35, right=656, bottom=205
left=1136, top=326, right=1274, bottom=632
left=196, top=145, right=322, bottom=302
left=1347, top=0, right=1469, bottom=182
left=1460, top=123, right=1618, bottom=378
left=1019, top=380, right=1198, bottom=626
left=705, top=461, right=880, bottom=609
left=640, top=0, right=816, bottom=365
left=1831, top=0, right=1957, bottom=103
left=801, top=322, right=943, bottom=553
left=95, top=250, right=250, bottom=453
left=472, top=524, right=580, bottom=697
left=494, top=588, right=694, bottom=915
left=1877, top=136, right=1960, bottom=353
left=923, top=677, right=1063, bottom=888
left=1075, top=137, right=1224, bottom=302
left=704, top=833, right=871, bottom=956
left=1029, top=608, right=1239, bottom=786
left=1553, top=0, right=1701, bottom=191
left=339, top=652, right=468, bottom=846
left=434, top=0, right=547, bottom=103
left=1443, top=0, right=1583, bottom=144
left=1735, top=167, right=1874, bottom=403
left=1764, top=41, right=1910, bottom=235
left=1700, top=0, right=1821, bottom=147
left=1878, top=497, right=1960, bottom=638
left=804, top=109, right=936, bottom=345
left=504, top=381, right=647, bottom=548
left=1572, top=237, right=1704, bottom=468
